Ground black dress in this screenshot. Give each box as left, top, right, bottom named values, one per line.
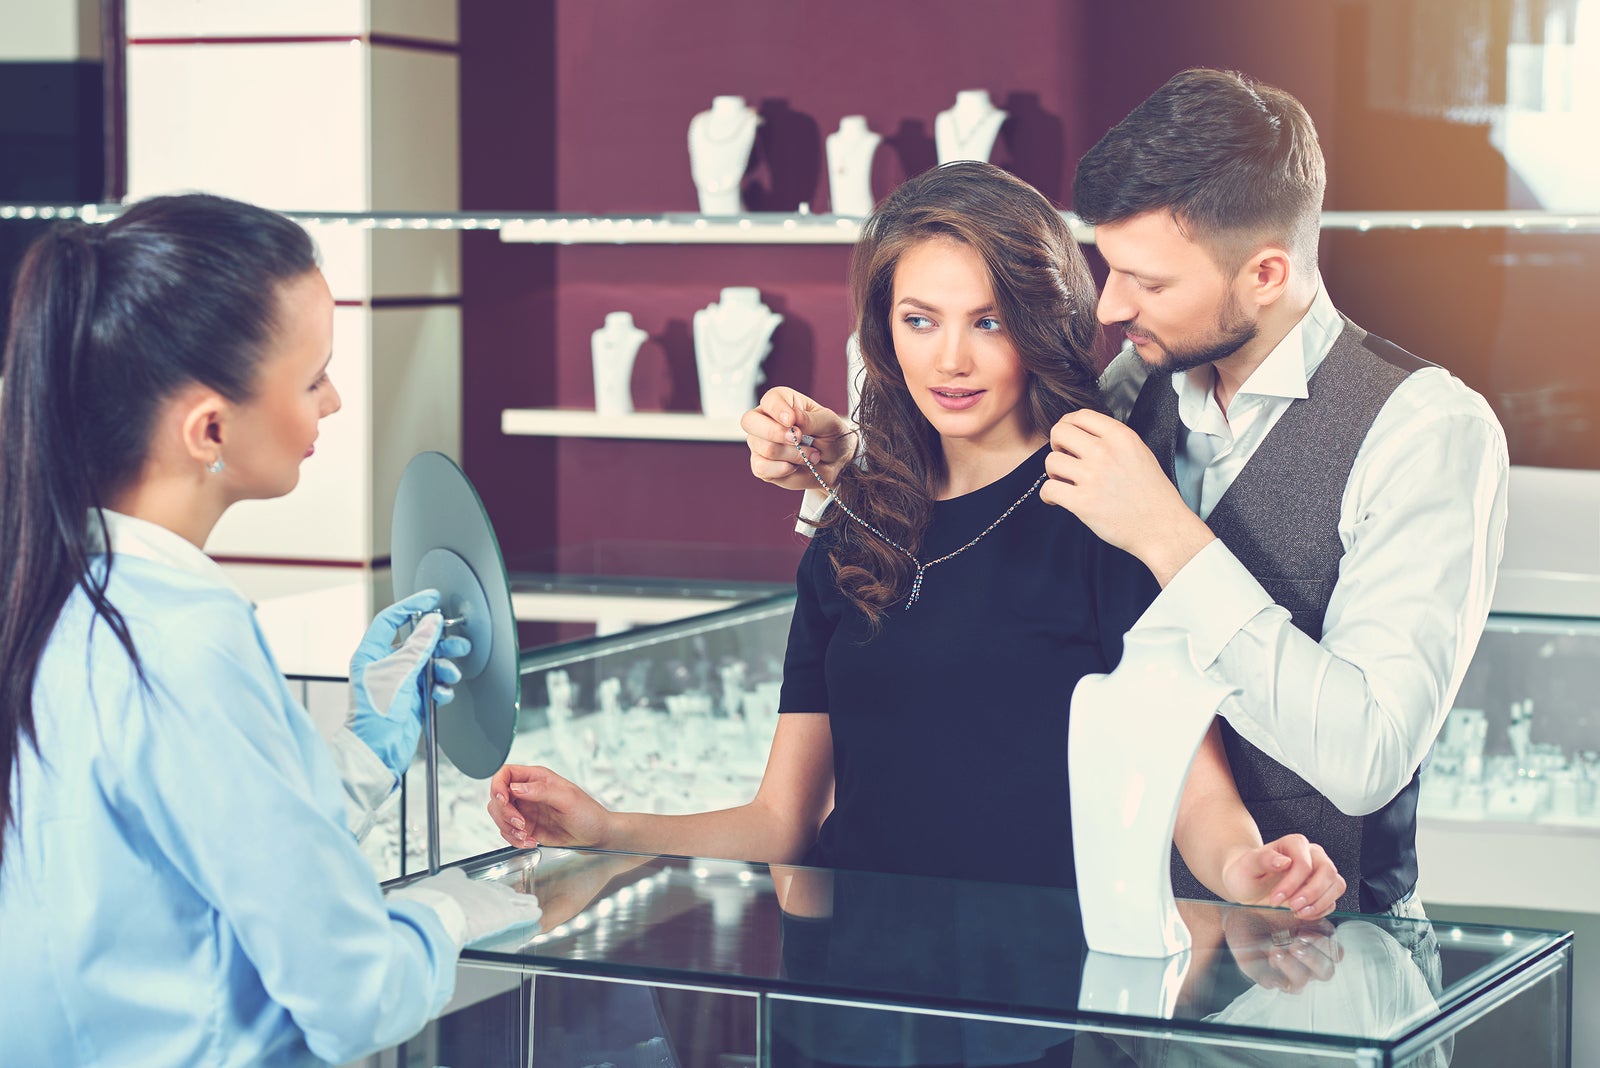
left=778, top=445, right=1159, bottom=888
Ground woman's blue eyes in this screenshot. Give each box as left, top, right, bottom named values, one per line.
left=901, top=314, right=1003, bottom=331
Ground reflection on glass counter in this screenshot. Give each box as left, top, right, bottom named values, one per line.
left=1421, top=612, right=1600, bottom=826
left=386, top=848, right=1573, bottom=1067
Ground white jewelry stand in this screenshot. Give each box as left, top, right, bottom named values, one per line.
left=934, top=89, right=1008, bottom=164
left=688, top=95, right=762, bottom=216
left=591, top=311, right=647, bottom=416
left=693, top=286, right=781, bottom=419
left=826, top=115, right=881, bottom=217
left=1078, top=949, right=1193, bottom=1018
left=545, top=668, right=574, bottom=725
left=1068, top=627, right=1236, bottom=958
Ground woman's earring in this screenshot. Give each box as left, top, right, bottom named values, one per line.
left=207, top=457, right=225, bottom=475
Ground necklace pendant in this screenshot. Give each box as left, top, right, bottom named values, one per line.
left=905, top=567, right=926, bottom=609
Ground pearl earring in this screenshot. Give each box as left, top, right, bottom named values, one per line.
left=207, top=458, right=225, bottom=475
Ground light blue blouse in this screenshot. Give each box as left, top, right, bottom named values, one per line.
left=0, top=514, right=456, bottom=1066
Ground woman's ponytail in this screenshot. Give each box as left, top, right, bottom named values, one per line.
left=0, top=196, right=316, bottom=868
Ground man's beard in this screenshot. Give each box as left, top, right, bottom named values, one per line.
left=1123, top=296, right=1258, bottom=375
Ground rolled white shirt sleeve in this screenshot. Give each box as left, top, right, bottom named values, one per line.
left=796, top=488, right=831, bottom=533
left=1130, top=374, right=1509, bottom=816
left=326, top=727, right=402, bottom=841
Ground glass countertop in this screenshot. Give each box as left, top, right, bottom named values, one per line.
left=446, top=848, right=1570, bottom=1055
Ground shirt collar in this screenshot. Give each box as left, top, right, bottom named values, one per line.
left=1171, top=277, right=1341, bottom=408
left=88, top=510, right=247, bottom=599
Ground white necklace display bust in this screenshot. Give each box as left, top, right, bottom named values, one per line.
left=688, top=95, right=762, bottom=215
left=934, top=89, right=1008, bottom=165
left=1069, top=627, right=1236, bottom=959
left=826, top=115, right=882, bottom=217
left=693, top=286, right=782, bottom=419
left=591, top=311, right=648, bottom=416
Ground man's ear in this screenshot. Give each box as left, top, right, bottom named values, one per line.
left=1241, top=245, right=1292, bottom=310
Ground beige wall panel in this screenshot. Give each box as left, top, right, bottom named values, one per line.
left=126, top=0, right=366, bottom=38
left=126, top=41, right=369, bottom=211
left=371, top=0, right=459, bottom=44
left=371, top=229, right=461, bottom=299
left=370, top=48, right=459, bottom=211
left=305, top=223, right=373, bottom=302
left=0, top=0, right=100, bottom=60
left=369, top=305, right=462, bottom=560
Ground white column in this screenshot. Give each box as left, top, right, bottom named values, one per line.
left=123, top=2, right=464, bottom=575
left=123, top=0, right=462, bottom=658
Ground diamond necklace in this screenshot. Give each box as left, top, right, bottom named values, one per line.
left=787, top=427, right=1046, bottom=609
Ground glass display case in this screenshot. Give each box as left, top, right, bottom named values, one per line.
left=355, top=591, right=797, bottom=880
left=383, top=847, right=1572, bottom=1068
left=284, top=584, right=794, bottom=882
left=1410, top=459, right=1600, bottom=916
left=1421, top=612, right=1600, bottom=829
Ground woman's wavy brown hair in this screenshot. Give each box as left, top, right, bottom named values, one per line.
left=815, top=161, right=1104, bottom=630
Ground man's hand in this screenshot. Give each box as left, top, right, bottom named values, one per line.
left=1222, top=909, right=1343, bottom=994
left=1221, top=833, right=1347, bottom=920
left=487, top=764, right=611, bottom=850
left=1042, top=408, right=1214, bottom=585
left=741, top=387, right=855, bottom=490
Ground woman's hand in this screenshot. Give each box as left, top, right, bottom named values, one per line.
left=741, top=387, right=855, bottom=490
left=487, top=764, right=611, bottom=850
left=1220, top=833, right=1347, bottom=920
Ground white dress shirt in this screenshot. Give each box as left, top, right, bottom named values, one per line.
left=1116, top=283, right=1509, bottom=815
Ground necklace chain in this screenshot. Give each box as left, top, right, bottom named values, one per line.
left=788, top=428, right=1044, bottom=609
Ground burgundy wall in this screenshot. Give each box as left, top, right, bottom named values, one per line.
left=464, top=0, right=1094, bottom=581
left=460, top=0, right=559, bottom=573
left=459, top=1, right=1594, bottom=583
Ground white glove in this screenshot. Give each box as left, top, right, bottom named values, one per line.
left=348, top=590, right=469, bottom=779
left=387, top=867, right=543, bottom=950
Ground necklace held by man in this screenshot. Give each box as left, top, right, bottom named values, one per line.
left=787, top=427, right=1045, bottom=609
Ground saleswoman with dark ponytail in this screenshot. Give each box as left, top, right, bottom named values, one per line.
left=0, top=194, right=540, bottom=1066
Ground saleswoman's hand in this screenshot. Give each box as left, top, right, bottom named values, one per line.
left=1220, top=833, right=1346, bottom=921
left=487, top=764, right=610, bottom=850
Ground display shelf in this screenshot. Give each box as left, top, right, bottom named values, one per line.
left=10, top=202, right=1600, bottom=240
left=500, top=407, right=744, bottom=441
left=499, top=211, right=869, bottom=245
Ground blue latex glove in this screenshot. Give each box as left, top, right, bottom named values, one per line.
left=348, top=588, right=472, bottom=779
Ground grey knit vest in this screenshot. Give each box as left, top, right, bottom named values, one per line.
left=1126, top=318, right=1431, bottom=913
